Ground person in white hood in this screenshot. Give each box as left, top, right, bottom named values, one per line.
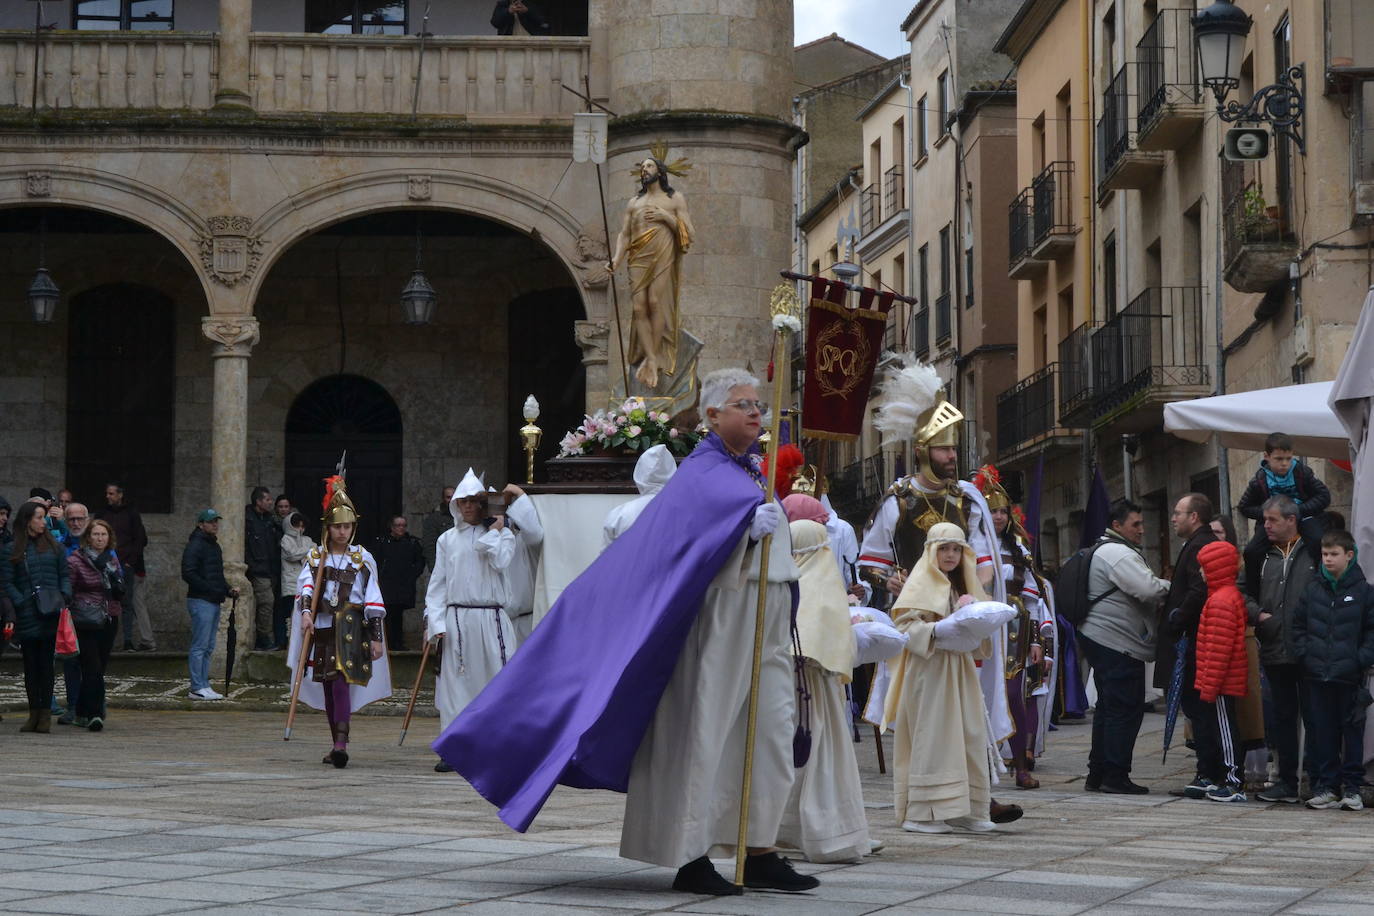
left=424, top=468, right=517, bottom=771
left=603, top=445, right=677, bottom=548
left=502, top=483, right=544, bottom=645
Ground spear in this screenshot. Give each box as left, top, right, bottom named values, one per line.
left=398, top=637, right=432, bottom=746
left=734, top=284, right=802, bottom=888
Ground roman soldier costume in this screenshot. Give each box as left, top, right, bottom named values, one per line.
left=287, top=474, right=391, bottom=768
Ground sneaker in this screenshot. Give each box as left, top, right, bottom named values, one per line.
left=57, top=711, right=75, bottom=726
left=72, top=716, right=90, bottom=728
left=742, top=852, right=820, bottom=892
left=868, top=839, right=885, bottom=854
left=902, top=819, right=953, bottom=834
left=1206, top=784, right=1248, bottom=803
left=946, top=816, right=998, bottom=833
left=1340, top=791, right=1364, bottom=811
left=1256, top=782, right=1300, bottom=804
left=1182, top=777, right=1218, bottom=799
left=188, top=688, right=223, bottom=701
left=1307, top=789, right=1342, bottom=809
left=87, top=717, right=103, bottom=732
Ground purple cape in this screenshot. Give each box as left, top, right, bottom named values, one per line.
left=433, top=434, right=765, bottom=832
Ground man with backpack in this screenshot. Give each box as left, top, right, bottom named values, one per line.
left=1075, top=499, right=1170, bottom=794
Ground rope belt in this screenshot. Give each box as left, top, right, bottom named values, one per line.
left=445, top=604, right=509, bottom=673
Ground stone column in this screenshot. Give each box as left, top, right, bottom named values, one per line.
left=604, top=0, right=798, bottom=378
left=202, top=316, right=259, bottom=680
left=214, top=0, right=253, bottom=110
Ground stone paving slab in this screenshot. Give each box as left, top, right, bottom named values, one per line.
left=2, top=707, right=1374, bottom=914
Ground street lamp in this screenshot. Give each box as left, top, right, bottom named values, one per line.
left=27, top=210, right=59, bottom=324
left=400, top=216, right=437, bottom=325
left=1192, top=0, right=1305, bottom=153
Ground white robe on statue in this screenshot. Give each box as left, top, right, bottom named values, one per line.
left=504, top=495, right=544, bottom=645
left=620, top=524, right=799, bottom=868
left=423, top=511, right=517, bottom=730
left=286, top=546, right=393, bottom=711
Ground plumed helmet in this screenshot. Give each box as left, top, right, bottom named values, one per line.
left=321, top=474, right=359, bottom=527
left=972, top=464, right=1011, bottom=511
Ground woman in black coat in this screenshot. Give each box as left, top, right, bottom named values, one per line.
left=0, top=501, right=70, bottom=733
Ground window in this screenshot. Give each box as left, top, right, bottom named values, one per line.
left=1273, top=15, right=1293, bottom=219
left=939, top=224, right=951, bottom=295
left=892, top=254, right=905, bottom=296
left=918, top=244, right=929, bottom=307
left=937, top=71, right=950, bottom=134
left=917, top=94, right=929, bottom=158
left=306, top=1, right=407, bottom=35
left=74, top=0, right=173, bottom=31
left=1102, top=233, right=1118, bottom=319
left=964, top=247, right=975, bottom=309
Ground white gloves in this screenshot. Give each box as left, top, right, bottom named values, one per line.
left=750, top=502, right=782, bottom=541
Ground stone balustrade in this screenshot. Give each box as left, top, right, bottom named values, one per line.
left=0, top=32, right=590, bottom=120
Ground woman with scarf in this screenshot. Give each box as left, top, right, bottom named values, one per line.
left=67, top=519, right=124, bottom=731
left=774, top=494, right=871, bottom=863
left=886, top=522, right=1002, bottom=834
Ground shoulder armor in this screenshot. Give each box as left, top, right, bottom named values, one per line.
left=307, top=546, right=324, bottom=567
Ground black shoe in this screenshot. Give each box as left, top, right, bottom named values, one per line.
left=989, top=800, right=1023, bottom=824
left=743, top=852, right=819, bottom=892
left=1084, top=773, right=1102, bottom=792
left=434, top=761, right=453, bottom=773
left=672, top=856, right=742, bottom=896
left=123, top=641, right=135, bottom=651
left=1100, top=777, right=1149, bottom=795
left=1256, top=781, right=1300, bottom=804
left=324, top=748, right=348, bottom=769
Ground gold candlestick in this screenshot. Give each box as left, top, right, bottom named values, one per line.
left=519, top=394, right=542, bottom=485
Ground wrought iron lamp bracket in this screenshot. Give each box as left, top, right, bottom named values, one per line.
left=1214, top=64, right=1305, bottom=155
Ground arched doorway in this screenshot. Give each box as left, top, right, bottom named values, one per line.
left=67, top=283, right=176, bottom=513
left=507, top=287, right=586, bottom=484
left=285, top=374, right=402, bottom=544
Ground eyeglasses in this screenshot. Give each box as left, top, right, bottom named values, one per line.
left=66, top=515, right=88, bottom=522
left=720, top=399, right=768, bottom=415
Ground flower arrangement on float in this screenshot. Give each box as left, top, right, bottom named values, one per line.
left=556, top=397, right=703, bottom=458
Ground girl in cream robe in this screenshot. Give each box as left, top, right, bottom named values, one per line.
left=776, top=515, right=871, bottom=863
left=885, top=522, right=996, bottom=834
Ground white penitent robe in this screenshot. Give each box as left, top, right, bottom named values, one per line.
left=423, top=518, right=517, bottom=729
left=777, top=659, right=870, bottom=863
left=620, top=526, right=800, bottom=868
left=890, top=612, right=992, bottom=824
left=503, top=495, right=544, bottom=645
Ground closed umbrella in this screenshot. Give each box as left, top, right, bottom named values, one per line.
left=1162, top=635, right=1188, bottom=763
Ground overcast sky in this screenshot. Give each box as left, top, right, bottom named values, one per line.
left=795, top=0, right=910, bottom=61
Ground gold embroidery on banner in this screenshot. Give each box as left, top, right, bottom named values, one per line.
left=812, top=313, right=870, bottom=399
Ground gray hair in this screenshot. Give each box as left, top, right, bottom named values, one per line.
left=1262, top=494, right=1299, bottom=520
left=700, top=368, right=761, bottom=413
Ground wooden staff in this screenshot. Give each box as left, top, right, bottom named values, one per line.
left=733, top=289, right=798, bottom=887
left=284, top=549, right=327, bottom=741
left=397, top=637, right=432, bottom=746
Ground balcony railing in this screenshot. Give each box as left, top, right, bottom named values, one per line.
left=997, top=363, right=1060, bottom=455
left=0, top=31, right=591, bottom=119
left=1058, top=321, right=1097, bottom=422
left=1031, top=160, right=1074, bottom=246
left=935, top=292, right=951, bottom=344
left=1135, top=8, right=1201, bottom=137
left=860, top=183, right=879, bottom=236
left=1008, top=188, right=1033, bottom=269
left=1091, top=286, right=1208, bottom=416
left=883, top=164, right=905, bottom=221
left=912, top=307, right=930, bottom=358
left=1220, top=157, right=1298, bottom=291
left=1098, top=65, right=1130, bottom=182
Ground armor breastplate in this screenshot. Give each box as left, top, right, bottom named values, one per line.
left=320, top=564, right=358, bottom=613
left=891, top=478, right=970, bottom=572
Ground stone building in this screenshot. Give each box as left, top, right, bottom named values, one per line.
left=0, top=0, right=800, bottom=656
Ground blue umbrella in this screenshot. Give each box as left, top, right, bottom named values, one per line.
left=1162, top=635, right=1189, bottom=763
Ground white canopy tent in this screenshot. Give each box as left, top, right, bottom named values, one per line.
left=1163, top=381, right=1349, bottom=459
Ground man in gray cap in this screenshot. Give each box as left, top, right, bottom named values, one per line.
left=181, top=509, right=239, bottom=700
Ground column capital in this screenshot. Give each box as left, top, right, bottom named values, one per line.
left=202, top=315, right=260, bottom=357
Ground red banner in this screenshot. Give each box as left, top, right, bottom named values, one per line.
left=800, top=278, right=894, bottom=441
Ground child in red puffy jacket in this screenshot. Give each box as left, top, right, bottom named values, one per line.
left=1192, top=540, right=1249, bottom=802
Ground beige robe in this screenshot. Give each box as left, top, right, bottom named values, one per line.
left=891, top=596, right=992, bottom=824
left=620, top=525, right=799, bottom=868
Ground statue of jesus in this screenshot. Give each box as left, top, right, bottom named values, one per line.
left=607, top=156, right=696, bottom=390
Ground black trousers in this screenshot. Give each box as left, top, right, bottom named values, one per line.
left=1081, top=634, right=1147, bottom=779
left=1262, top=662, right=1313, bottom=787
left=1181, top=682, right=1242, bottom=788
left=20, top=631, right=57, bottom=711
left=1302, top=679, right=1365, bottom=794
left=75, top=617, right=118, bottom=719
left=384, top=604, right=409, bottom=650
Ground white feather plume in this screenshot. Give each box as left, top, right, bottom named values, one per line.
left=873, top=355, right=942, bottom=444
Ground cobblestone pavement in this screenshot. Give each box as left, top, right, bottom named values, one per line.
left=3, top=704, right=1374, bottom=915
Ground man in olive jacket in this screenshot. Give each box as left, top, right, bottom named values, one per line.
left=1245, top=495, right=1317, bottom=803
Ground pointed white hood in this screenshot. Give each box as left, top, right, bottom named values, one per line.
left=633, top=444, right=677, bottom=496
left=450, top=468, right=486, bottom=522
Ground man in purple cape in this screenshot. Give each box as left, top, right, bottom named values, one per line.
left=435, top=368, right=821, bottom=897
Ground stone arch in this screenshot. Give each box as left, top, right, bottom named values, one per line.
left=0, top=166, right=213, bottom=305
left=247, top=168, right=595, bottom=317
